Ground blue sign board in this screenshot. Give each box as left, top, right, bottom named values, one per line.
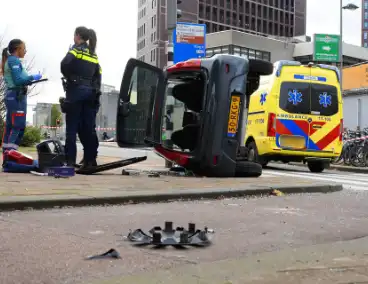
left=173, top=22, right=206, bottom=64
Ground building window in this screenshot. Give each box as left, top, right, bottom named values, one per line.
left=365, top=12, right=368, bottom=19
left=150, top=49, right=156, bottom=62
left=365, top=32, right=368, bottom=40
left=137, top=39, right=145, bottom=51
left=365, top=1, right=368, bottom=9
left=365, top=22, right=368, bottom=28
left=365, top=42, right=368, bottom=47
left=206, top=45, right=271, bottom=62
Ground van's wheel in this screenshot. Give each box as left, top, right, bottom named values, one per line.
left=307, top=161, right=325, bottom=173
left=235, top=161, right=262, bottom=177
left=248, top=59, right=274, bottom=76
left=247, top=141, right=268, bottom=167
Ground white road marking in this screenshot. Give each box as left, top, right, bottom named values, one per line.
left=264, top=169, right=368, bottom=191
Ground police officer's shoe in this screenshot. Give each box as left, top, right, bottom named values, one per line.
left=76, top=160, right=98, bottom=175
left=76, top=158, right=97, bottom=168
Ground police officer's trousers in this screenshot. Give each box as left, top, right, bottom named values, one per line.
left=64, top=87, right=99, bottom=165
left=2, top=90, right=27, bottom=155
left=77, top=104, right=99, bottom=163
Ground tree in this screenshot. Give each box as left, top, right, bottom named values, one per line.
left=48, top=104, right=63, bottom=128
left=20, top=126, right=42, bottom=147
left=44, top=104, right=62, bottom=137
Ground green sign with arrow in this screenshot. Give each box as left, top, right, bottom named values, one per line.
left=313, top=34, right=341, bottom=62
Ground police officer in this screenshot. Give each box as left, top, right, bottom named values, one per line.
left=60, top=26, right=101, bottom=174
left=59, top=94, right=100, bottom=167
left=1, top=39, right=42, bottom=169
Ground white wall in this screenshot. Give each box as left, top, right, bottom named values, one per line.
left=343, top=94, right=368, bottom=130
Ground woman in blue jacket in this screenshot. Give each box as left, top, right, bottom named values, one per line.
left=1, top=39, right=41, bottom=163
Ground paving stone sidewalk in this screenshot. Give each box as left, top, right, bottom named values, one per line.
left=0, top=153, right=342, bottom=210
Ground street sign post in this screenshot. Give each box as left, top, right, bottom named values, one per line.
left=173, top=22, right=206, bottom=64
left=313, top=34, right=341, bottom=62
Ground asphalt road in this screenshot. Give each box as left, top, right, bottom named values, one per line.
left=1, top=190, right=368, bottom=283
left=85, top=143, right=368, bottom=191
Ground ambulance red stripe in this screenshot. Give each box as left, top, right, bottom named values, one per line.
left=315, top=124, right=341, bottom=150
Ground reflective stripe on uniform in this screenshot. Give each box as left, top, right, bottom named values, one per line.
left=69, top=49, right=98, bottom=64
left=99, top=66, right=102, bottom=74
left=11, top=111, right=25, bottom=125
left=2, top=143, right=19, bottom=150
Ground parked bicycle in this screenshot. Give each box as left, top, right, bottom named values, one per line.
left=332, top=127, right=368, bottom=167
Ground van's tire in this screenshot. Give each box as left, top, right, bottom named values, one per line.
left=247, top=141, right=268, bottom=167
left=248, top=59, right=274, bottom=76
left=235, top=161, right=262, bottom=177
left=307, top=161, right=325, bottom=173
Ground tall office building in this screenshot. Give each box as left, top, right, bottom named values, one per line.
left=136, top=0, right=307, bottom=68
left=362, top=0, right=368, bottom=47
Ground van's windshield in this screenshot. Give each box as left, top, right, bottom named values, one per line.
left=279, top=82, right=339, bottom=116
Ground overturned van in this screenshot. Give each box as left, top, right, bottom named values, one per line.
left=116, top=54, right=273, bottom=177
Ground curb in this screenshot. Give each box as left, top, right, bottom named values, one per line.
left=289, top=162, right=368, bottom=174
left=0, top=184, right=343, bottom=212
left=328, top=165, right=368, bottom=174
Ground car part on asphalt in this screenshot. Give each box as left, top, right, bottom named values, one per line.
left=77, top=156, right=148, bottom=175
left=85, top=248, right=121, bottom=260
left=126, top=221, right=214, bottom=248
left=235, top=161, right=262, bottom=177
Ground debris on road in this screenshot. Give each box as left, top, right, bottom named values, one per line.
left=271, top=189, right=285, bottom=196
left=85, top=248, right=121, bottom=260
left=126, top=221, right=214, bottom=248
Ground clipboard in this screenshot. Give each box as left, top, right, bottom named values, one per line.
left=27, top=78, right=49, bottom=86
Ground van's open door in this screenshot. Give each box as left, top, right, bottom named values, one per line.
left=116, top=59, right=165, bottom=147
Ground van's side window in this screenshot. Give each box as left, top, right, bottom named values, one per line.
left=310, top=84, right=338, bottom=116
left=279, top=82, right=310, bottom=114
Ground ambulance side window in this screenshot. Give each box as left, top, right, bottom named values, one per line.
left=279, top=82, right=310, bottom=114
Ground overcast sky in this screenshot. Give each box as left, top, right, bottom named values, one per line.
left=0, top=0, right=362, bottom=122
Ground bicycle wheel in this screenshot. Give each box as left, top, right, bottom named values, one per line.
left=362, top=147, right=368, bottom=167
left=343, top=145, right=351, bottom=165
left=332, top=154, right=343, bottom=165
left=351, top=146, right=365, bottom=167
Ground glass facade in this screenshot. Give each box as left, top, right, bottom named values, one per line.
left=293, top=55, right=365, bottom=68
left=206, top=45, right=271, bottom=61
left=362, top=0, right=368, bottom=47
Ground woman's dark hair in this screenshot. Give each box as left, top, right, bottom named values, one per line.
left=75, top=26, right=97, bottom=54
left=1, top=39, right=23, bottom=74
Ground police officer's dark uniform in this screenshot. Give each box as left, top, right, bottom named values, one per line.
left=60, top=43, right=101, bottom=173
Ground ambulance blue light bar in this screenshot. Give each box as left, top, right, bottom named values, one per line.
left=275, top=60, right=302, bottom=77
left=316, top=64, right=341, bottom=83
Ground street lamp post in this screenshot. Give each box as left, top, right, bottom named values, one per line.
left=340, top=2, right=359, bottom=90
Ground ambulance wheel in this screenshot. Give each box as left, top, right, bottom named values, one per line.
left=247, top=141, right=268, bottom=167
left=235, top=161, right=262, bottom=177
left=307, top=161, right=325, bottom=173
left=248, top=59, right=274, bottom=76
